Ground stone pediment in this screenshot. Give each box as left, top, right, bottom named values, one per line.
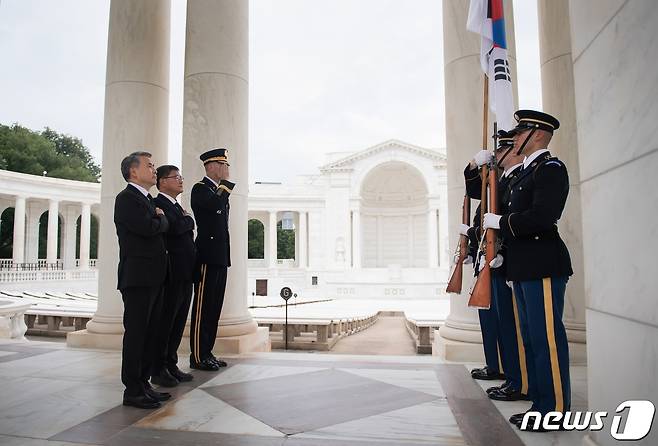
left=318, top=139, right=446, bottom=173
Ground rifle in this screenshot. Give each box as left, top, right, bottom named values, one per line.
left=446, top=195, right=471, bottom=293
left=468, top=122, right=499, bottom=309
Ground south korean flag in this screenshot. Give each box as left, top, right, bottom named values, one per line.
left=488, top=46, right=515, bottom=132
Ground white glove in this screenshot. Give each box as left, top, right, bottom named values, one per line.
left=489, top=254, right=504, bottom=268
left=478, top=254, right=486, bottom=272
left=506, top=280, right=514, bottom=289
left=463, top=255, right=473, bottom=265
left=483, top=213, right=501, bottom=230
left=459, top=223, right=471, bottom=236
left=473, top=150, right=493, bottom=167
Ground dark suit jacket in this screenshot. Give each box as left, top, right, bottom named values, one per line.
left=499, top=152, right=573, bottom=281
left=154, top=193, right=197, bottom=281
left=190, top=177, right=233, bottom=267
left=114, top=184, right=169, bottom=290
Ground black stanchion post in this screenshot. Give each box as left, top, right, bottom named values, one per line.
left=280, top=287, right=292, bottom=350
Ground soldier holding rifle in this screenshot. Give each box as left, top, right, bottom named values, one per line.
left=482, top=109, right=573, bottom=432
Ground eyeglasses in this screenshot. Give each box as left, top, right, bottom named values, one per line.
left=162, top=175, right=184, bottom=181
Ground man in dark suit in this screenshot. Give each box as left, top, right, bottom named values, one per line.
left=150, top=165, right=197, bottom=387
left=189, top=148, right=235, bottom=371
left=115, top=151, right=171, bottom=409
left=483, top=110, right=573, bottom=431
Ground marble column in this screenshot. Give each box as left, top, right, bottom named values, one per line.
left=181, top=0, right=268, bottom=352
left=351, top=209, right=361, bottom=268
left=568, top=2, right=658, bottom=445
left=12, top=196, right=26, bottom=264
left=427, top=207, right=438, bottom=268
left=298, top=211, right=307, bottom=268
left=435, top=0, right=517, bottom=360
left=25, top=206, right=39, bottom=263
left=46, top=199, right=59, bottom=265
left=69, top=0, right=170, bottom=348
left=79, top=203, right=91, bottom=270
left=268, top=211, right=278, bottom=268
left=62, top=206, right=77, bottom=270
left=537, top=0, right=586, bottom=363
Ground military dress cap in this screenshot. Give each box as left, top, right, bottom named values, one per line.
left=497, top=129, right=514, bottom=150
left=509, top=109, right=560, bottom=134
left=200, top=148, right=230, bottom=166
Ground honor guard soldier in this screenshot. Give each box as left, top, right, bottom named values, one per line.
left=189, top=148, right=235, bottom=371
left=461, top=131, right=529, bottom=403
left=482, top=110, right=573, bottom=431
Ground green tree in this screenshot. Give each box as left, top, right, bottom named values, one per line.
left=0, top=123, right=100, bottom=182
left=277, top=220, right=295, bottom=259
left=248, top=219, right=264, bottom=259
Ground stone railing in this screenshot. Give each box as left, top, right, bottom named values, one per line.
left=74, top=259, right=98, bottom=269
left=0, top=269, right=98, bottom=283
left=0, top=299, right=32, bottom=339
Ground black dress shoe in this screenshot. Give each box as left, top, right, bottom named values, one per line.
left=151, top=368, right=179, bottom=387
left=488, top=386, right=528, bottom=401
left=145, top=387, right=171, bottom=402
left=123, top=394, right=161, bottom=409
left=486, top=381, right=510, bottom=394
left=168, top=366, right=194, bottom=382
left=209, top=356, right=227, bottom=368
left=190, top=358, right=220, bottom=371
left=510, top=409, right=535, bottom=425
left=470, top=366, right=505, bottom=380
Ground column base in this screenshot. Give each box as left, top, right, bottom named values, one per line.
left=433, top=328, right=485, bottom=362
left=67, top=326, right=271, bottom=354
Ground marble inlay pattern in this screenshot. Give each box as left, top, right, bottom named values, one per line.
left=0, top=341, right=591, bottom=446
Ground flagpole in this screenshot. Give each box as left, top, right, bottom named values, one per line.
left=479, top=74, right=489, bottom=238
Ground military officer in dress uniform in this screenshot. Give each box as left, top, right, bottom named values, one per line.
left=189, top=148, right=235, bottom=371
left=482, top=110, right=573, bottom=432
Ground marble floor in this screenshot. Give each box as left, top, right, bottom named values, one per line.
left=0, top=339, right=588, bottom=446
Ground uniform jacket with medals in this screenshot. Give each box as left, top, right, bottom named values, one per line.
left=153, top=193, right=197, bottom=281
left=114, top=184, right=169, bottom=290
left=498, top=152, right=573, bottom=281
left=190, top=176, right=234, bottom=267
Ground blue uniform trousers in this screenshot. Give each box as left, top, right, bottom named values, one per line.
left=513, top=277, right=571, bottom=415
left=492, top=274, right=529, bottom=394
left=478, top=304, right=500, bottom=372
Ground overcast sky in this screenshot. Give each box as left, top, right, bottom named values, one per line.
left=0, top=0, right=541, bottom=183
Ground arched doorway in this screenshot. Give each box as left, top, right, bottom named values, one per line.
left=75, top=214, right=99, bottom=259
left=359, top=161, right=429, bottom=268
left=37, top=211, right=62, bottom=262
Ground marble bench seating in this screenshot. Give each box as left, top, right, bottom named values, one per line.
left=255, top=313, right=378, bottom=351
left=24, top=308, right=94, bottom=336
left=0, top=299, right=32, bottom=339
left=404, top=317, right=442, bottom=354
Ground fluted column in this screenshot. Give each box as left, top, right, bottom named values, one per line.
left=427, top=207, right=438, bottom=268
left=46, top=199, right=59, bottom=265
left=62, top=206, right=77, bottom=269
left=268, top=211, right=277, bottom=268
left=298, top=211, right=307, bottom=268
left=12, top=196, right=26, bottom=264
left=351, top=209, right=361, bottom=268
left=435, top=0, right=517, bottom=360
left=181, top=0, right=266, bottom=351
left=537, top=0, right=586, bottom=363
left=79, top=203, right=91, bottom=270
left=69, top=0, right=170, bottom=348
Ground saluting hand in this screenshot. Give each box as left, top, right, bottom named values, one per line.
left=155, top=207, right=165, bottom=216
